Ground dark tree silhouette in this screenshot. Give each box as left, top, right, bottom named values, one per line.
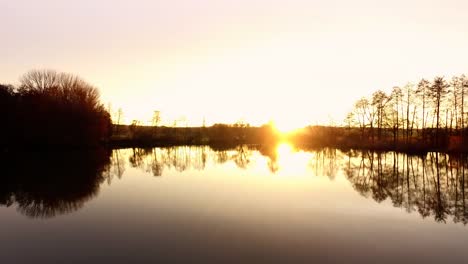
left=0, top=84, right=16, bottom=146
left=345, top=73, right=468, bottom=151
left=0, top=148, right=111, bottom=218
left=371, top=90, right=389, bottom=141
left=416, top=78, right=430, bottom=141
left=1, top=70, right=111, bottom=148
left=390, top=86, right=403, bottom=145
left=429, top=76, right=449, bottom=147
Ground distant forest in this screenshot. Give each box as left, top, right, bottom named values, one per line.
left=0, top=70, right=111, bottom=147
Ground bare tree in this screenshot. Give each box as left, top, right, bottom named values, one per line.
left=461, top=75, right=468, bottom=137
left=152, top=111, right=161, bottom=126
left=19, top=69, right=59, bottom=93
left=390, top=86, right=403, bottom=145
left=371, top=90, right=389, bottom=141
left=16, top=69, right=110, bottom=146
left=402, top=83, right=417, bottom=143
left=354, top=97, right=371, bottom=138
left=416, top=79, right=430, bottom=141
left=429, top=76, right=449, bottom=146
left=453, top=75, right=468, bottom=137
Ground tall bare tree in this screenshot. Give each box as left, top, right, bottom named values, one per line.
left=354, top=97, right=371, bottom=138
left=429, top=76, right=449, bottom=146
left=461, top=75, right=468, bottom=137
left=402, top=83, right=417, bottom=143
left=371, top=90, right=389, bottom=141
left=416, top=79, right=430, bottom=141
left=390, top=86, right=403, bottom=145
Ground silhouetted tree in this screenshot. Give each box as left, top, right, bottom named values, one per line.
left=0, top=84, right=16, bottom=146
left=354, top=97, right=371, bottom=138
left=462, top=75, right=468, bottom=137
left=402, top=83, right=417, bottom=143
left=452, top=75, right=468, bottom=138
left=344, top=112, right=355, bottom=129
left=152, top=111, right=161, bottom=126
left=416, top=79, right=430, bottom=141
left=2, top=70, right=111, bottom=148
left=113, top=107, right=124, bottom=134
left=371, top=90, right=389, bottom=140
left=429, top=76, right=449, bottom=147
left=389, top=86, right=403, bottom=145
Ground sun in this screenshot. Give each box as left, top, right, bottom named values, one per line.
left=270, top=119, right=301, bottom=134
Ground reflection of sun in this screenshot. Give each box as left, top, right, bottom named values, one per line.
left=271, top=142, right=310, bottom=176
left=276, top=142, right=293, bottom=157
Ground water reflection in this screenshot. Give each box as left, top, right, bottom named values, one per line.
left=0, top=148, right=111, bottom=218
left=308, top=147, right=341, bottom=180
left=117, top=144, right=281, bottom=175
left=124, top=146, right=211, bottom=175
left=107, top=145, right=468, bottom=225
left=3, top=144, right=468, bottom=225
left=343, top=150, right=468, bottom=224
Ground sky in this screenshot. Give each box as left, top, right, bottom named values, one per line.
left=1, top=0, right=468, bottom=130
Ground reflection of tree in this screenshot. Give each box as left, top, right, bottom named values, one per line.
left=107, top=145, right=468, bottom=225
left=259, top=145, right=279, bottom=173
left=0, top=148, right=111, bottom=218
left=216, top=150, right=229, bottom=164
left=129, top=148, right=151, bottom=168
left=105, top=149, right=125, bottom=183
left=150, top=148, right=163, bottom=176
left=116, top=146, right=213, bottom=176
left=307, top=148, right=341, bottom=180
left=232, top=145, right=252, bottom=169
left=114, top=145, right=257, bottom=177
left=344, top=151, right=468, bottom=224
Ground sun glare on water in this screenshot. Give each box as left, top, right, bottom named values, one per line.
left=276, top=142, right=293, bottom=157
left=271, top=142, right=312, bottom=176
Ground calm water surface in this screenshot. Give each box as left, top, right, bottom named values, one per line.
left=1, top=144, right=468, bottom=263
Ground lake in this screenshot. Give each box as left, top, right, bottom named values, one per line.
left=1, top=144, right=468, bottom=263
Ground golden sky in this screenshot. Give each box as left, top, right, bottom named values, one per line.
left=2, top=0, right=468, bottom=130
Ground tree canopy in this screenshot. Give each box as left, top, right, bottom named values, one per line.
left=0, top=70, right=111, bottom=148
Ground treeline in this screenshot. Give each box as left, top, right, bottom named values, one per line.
left=345, top=74, right=468, bottom=150
left=110, top=123, right=280, bottom=148
left=0, top=70, right=111, bottom=148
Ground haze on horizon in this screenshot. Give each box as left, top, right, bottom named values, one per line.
left=2, top=0, right=468, bottom=130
